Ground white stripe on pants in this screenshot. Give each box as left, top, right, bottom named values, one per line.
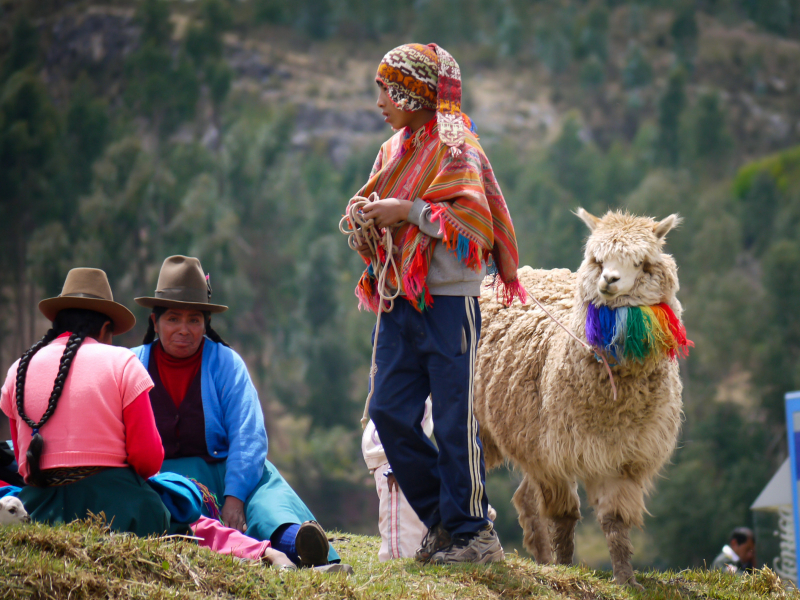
left=374, top=467, right=428, bottom=561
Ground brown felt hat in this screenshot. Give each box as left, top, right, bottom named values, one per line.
left=39, top=268, right=136, bottom=335
left=134, top=255, right=228, bottom=313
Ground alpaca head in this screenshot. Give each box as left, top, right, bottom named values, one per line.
left=575, top=208, right=681, bottom=309
left=0, top=496, right=29, bottom=526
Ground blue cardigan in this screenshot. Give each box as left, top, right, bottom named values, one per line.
left=132, top=339, right=268, bottom=502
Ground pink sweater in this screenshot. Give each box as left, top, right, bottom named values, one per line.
left=0, top=336, right=157, bottom=480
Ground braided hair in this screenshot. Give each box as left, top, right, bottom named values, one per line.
left=15, top=308, right=112, bottom=486
left=142, top=306, right=229, bottom=347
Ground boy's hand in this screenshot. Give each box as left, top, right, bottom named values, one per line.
left=361, top=198, right=413, bottom=229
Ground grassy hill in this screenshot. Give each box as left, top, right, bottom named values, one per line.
left=0, top=518, right=794, bottom=600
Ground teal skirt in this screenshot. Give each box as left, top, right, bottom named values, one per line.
left=161, top=457, right=339, bottom=562
left=19, top=467, right=172, bottom=537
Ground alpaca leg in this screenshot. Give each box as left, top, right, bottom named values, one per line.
left=539, top=479, right=580, bottom=565
left=585, top=477, right=646, bottom=590
left=512, top=476, right=551, bottom=563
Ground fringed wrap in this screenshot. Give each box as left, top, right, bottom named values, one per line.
left=585, top=302, right=693, bottom=364
left=430, top=205, right=527, bottom=307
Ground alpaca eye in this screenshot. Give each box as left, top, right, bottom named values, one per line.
left=634, top=261, right=643, bottom=268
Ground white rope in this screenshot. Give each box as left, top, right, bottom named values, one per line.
left=339, top=193, right=402, bottom=428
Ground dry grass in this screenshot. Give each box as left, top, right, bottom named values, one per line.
left=0, top=516, right=797, bottom=599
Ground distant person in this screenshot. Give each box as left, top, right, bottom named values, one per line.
left=0, top=268, right=171, bottom=535
left=711, top=527, right=755, bottom=573
left=345, top=43, right=525, bottom=564
left=131, top=255, right=343, bottom=569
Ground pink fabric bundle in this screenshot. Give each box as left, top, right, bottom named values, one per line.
left=191, top=516, right=271, bottom=560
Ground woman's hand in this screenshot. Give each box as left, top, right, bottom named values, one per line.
left=222, top=496, right=247, bottom=533
left=361, top=198, right=413, bottom=229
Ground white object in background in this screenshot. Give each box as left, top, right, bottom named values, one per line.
left=775, top=505, right=797, bottom=583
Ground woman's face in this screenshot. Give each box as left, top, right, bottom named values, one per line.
left=153, top=309, right=205, bottom=358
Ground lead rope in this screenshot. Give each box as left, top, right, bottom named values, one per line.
left=524, top=294, right=618, bottom=400
left=339, top=193, right=402, bottom=428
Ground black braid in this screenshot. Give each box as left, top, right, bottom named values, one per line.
left=16, top=328, right=87, bottom=486
left=15, top=308, right=112, bottom=487
left=142, top=306, right=166, bottom=345
left=205, top=322, right=230, bottom=347
left=146, top=307, right=230, bottom=347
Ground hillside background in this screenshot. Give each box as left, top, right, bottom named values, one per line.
left=1, top=0, right=799, bottom=572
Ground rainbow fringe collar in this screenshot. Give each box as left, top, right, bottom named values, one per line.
left=585, top=303, right=693, bottom=364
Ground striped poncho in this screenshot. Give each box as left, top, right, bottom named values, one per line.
left=352, top=118, right=526, bottom=312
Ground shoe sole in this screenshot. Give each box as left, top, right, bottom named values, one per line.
left=428, top=545, right=505, bottom=565
left=295, top=521, right=330, bottom=567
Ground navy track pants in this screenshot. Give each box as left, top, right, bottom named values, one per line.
left=368, top=295, right=490, bottom=537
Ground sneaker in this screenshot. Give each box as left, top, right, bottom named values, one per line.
left=415, top=522, right=451, bottom=563
left=428, top=525, right=505, bottom=565
left=295, top=521, right=330, bottom=567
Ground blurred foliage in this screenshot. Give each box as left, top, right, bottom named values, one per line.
left=1, top=0, right=800, bottom=575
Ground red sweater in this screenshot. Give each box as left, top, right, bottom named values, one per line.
left=154, top=340, right=204, bottom=407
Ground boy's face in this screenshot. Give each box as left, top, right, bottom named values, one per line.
left=377, top=84, right=415, bottom=131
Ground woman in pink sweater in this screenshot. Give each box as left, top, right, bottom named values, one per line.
left=0, top=268, right=171, bottom=535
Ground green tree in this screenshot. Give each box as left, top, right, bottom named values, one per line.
left=622, top=42, right=653, bottom=89
left=185, top=0, right=234, bottom=151
left=739, top=172, right=777, bottom=253
left=0, top=71, right=61, bottom=355
left=670, top=5, right=699, bottom=68
left=655, top=68, right=687, bottom=167
left=579, top=54, right=605, bottom=90
left=691, top=91, right=730, bottom=160
left=64, top=76, right=109, bottom=197
left=573, top=6, right=609, bottom=61
left=1, top=16, right=38, bottom=81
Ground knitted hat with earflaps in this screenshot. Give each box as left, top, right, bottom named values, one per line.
left=376, top=43, right=466, bottom=155
left=135, top=256, right=228, bottom=313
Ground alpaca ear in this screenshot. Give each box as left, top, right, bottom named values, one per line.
left=654, top=214, right=682, bottom=239
left=575, top=208, right=601, bottom=232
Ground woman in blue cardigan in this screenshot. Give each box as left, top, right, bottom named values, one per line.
left=131, top=255, right=339, bottom=567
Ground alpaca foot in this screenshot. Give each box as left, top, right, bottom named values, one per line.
left=600, top=513, right=637, bottom=589
left=616, top=572, right=644, bottom=591
left=551, top=515, right=577, bottom=565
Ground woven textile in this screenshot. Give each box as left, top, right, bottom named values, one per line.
left=376, top=43, right=465, bottom=152
left=38, top=466, right=108, bottom=487
left=351, top=119, right=526, bottom=312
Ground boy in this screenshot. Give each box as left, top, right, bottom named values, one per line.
left=347, top=43, right=525, bottom=565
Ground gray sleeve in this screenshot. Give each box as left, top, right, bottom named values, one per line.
left=406, top=198, right=444, bottom=239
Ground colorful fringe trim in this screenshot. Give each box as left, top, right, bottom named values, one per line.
left=585, top=303, right=693, bottom=364
left=189, top=477, right=221, bottom=521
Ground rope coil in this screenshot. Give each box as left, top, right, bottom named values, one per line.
left=339, top=193, right=402, bottom=428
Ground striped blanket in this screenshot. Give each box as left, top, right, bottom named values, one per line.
left=352, top=117, right=526, bottom=312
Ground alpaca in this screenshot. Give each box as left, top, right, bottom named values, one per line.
left=0, top=496, right=29, bottom=526
left=474, top=208, right=689, bottom=588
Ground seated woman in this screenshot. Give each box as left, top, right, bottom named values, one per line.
left=0, top=268, right=171, bottom=535
left=132, top=255, right=339, bottom=567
